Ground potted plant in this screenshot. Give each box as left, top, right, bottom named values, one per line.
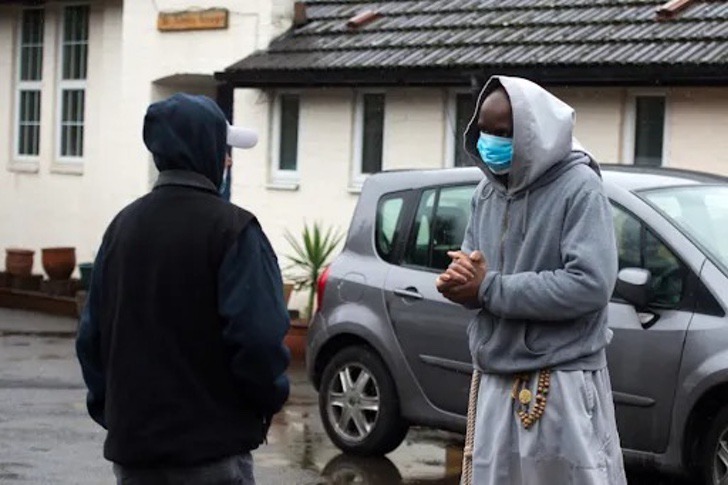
left=283, top=222, right=343, bottom=360
left=284, top=221, right=343, bottom=322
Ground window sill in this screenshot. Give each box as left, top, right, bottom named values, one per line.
left=347, top=185, right=363, bottom=194
left=51, top=163, right=84, bottom=176
left=266, top=181, right=300, bottom=191
left=8, top=161, right=40, bottom=174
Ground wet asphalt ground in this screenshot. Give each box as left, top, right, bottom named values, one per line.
left=0, top=310, right=699, bottom=484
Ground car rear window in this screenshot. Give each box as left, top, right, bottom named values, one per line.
left=375, top=193, right=406, bottom=263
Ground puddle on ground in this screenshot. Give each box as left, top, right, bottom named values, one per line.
left=0, top=462, right=32, bottom=482
left=257, top=369, right=465, bottom=485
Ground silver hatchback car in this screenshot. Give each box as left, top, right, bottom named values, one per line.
left=307, top=166, right=728, bottom=484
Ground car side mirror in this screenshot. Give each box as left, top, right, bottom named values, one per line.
left=615, top=268, right=653, bottom=309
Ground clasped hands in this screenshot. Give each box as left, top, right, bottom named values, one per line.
left=435, top=250, right=488, bottom=307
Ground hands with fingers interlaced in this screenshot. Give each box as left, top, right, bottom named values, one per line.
left=435, top=250, right=488, bottom=307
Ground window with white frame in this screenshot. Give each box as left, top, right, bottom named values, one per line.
left=353, top=92, right=385, bottom=186
left=57, top=5, right=89, bottom=161
left=274, top=93, right=300, bottom=178
left=448, top=92, right=475, bottom=167
left=627, top=94, right=667, bottom=167
left=15, top=8, right=45, bottom=158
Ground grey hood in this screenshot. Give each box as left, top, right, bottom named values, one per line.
left=464, top=75, right=600, bottom=195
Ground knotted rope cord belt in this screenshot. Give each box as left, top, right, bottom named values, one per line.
left=461, top=369, right=552, bottom=484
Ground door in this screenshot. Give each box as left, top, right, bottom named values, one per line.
left=384, top=185, right=478, bottom=416
left=607, top=204, right=694, bottom=453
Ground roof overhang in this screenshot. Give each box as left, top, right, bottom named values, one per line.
left=215, top=63, right=728, bottom=89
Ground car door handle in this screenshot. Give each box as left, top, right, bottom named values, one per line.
left=394, top=287, right=423, bottom=300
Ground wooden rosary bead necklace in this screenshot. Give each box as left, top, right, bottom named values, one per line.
left=511, top=369, right=551, bottom=429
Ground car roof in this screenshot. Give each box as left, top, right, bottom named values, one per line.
left=600, top=164, right=728, bottom=192
left=365, top=165, right=728, bottom=194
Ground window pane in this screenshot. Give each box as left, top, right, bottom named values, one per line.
left=404, top=189, right=437, bottom=268
left=644, top=186, right=728, bottom=275
left=60, top=89, right=85, bottom=157
left=17, top=90, right=41, bottom=156
left=612, top=205, right=685, bottom=307
left=612, top=205, right=642, bottom=269
left=633, top=96, right=665, bottom=167
left=278, top=94, right=299, bottom=171
left=454, top=93, right=475, bottom=167
left=643, top=229, right=685, bottom=307
left=62, top=6, right=89, bottom=80
left=361, top=94, right=384, bottom=174
left=19, top=9, right=44, bottom=81
left=431, top=185, right=476, bottom=270
left=375, top=195, right=405, bottom=262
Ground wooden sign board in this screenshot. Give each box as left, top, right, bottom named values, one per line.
left=158, top=8, right=229, bottom=32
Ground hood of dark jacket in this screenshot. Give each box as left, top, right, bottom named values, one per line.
left=464, top=75, right=600, bottom=195
left=143, top=93, right=227, bottom=189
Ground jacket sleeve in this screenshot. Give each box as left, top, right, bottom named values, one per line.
left=479, top=189, right=618, bottom=320
left=218, top=221, right=291, bottom=417
left=75, top=245, right=107, bottom=429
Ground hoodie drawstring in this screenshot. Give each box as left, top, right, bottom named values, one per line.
left=522, top=190, right=530, bottom=240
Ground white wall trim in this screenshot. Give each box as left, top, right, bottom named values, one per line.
left=8, top=161, right=40, bottom=174
left=269, top=90, right=301, bottom=186
left=12, top=7, right=44, bottom=164
left=54, top=2, right=89, bottom=165
left=621, top=89, right=670, bottom=167
left=350, top=89, right=386, bottom=190
left=444, top=88, right=470, bottom=168
left=50, top=162, right=84, bottom=175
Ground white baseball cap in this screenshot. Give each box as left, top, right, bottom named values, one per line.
left=227, top=124, right=258, bottom=149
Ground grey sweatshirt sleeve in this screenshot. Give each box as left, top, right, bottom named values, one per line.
left=479, top=189, right=617, bottom=320
left=461, top=193, right=477, bottom=255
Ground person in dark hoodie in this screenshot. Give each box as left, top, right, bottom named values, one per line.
left=436, top=76, right=627, bottom=484
left=76, top=93, right=290, bottom=484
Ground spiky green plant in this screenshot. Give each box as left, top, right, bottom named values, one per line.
left=284, top=222, right=344, bottom=320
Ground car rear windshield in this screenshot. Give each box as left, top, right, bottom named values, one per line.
left=642, top=185, right=728, bottom=273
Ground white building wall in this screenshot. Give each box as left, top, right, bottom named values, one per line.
left=232, top=88, right=361, bottom=259
left=553, top=87, right=626, bottom=164
left=383, top=89, right=447, bottom=171
left=0, top=1, right=124, bottom=273
left=0, top=0, right=289, bottom=274
left=669, top=88, right=728, bottom=174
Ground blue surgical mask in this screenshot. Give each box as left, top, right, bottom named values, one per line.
left=477, top=132, right=513, bottom=174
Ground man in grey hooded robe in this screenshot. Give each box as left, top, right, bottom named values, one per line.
left=436, top=75, right=627, bottom=485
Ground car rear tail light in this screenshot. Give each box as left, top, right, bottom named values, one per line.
left=316, top=266, right=331, bottom=313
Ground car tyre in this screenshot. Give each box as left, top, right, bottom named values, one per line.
left=700, top=406, right=728, bottom=485
left=319, top=346, right=409, bottom=455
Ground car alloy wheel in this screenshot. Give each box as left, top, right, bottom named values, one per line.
left=326, top=363, right=381, bottom=443
left=713, top=427, right=728, bottom=485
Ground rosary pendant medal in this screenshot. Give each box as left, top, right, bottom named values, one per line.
left=518, top=389, right=533, bottom=405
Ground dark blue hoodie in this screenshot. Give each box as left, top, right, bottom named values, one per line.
left=144, top=93, right=227, bottom=188
left=76, top=94, right=290, bottom=467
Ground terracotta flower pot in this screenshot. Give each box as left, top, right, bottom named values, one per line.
left=42, top=247, right=76, bottom=281
left=5, top=248, right=34, bottom=277
left=284, top=319, right=309, bottom=362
